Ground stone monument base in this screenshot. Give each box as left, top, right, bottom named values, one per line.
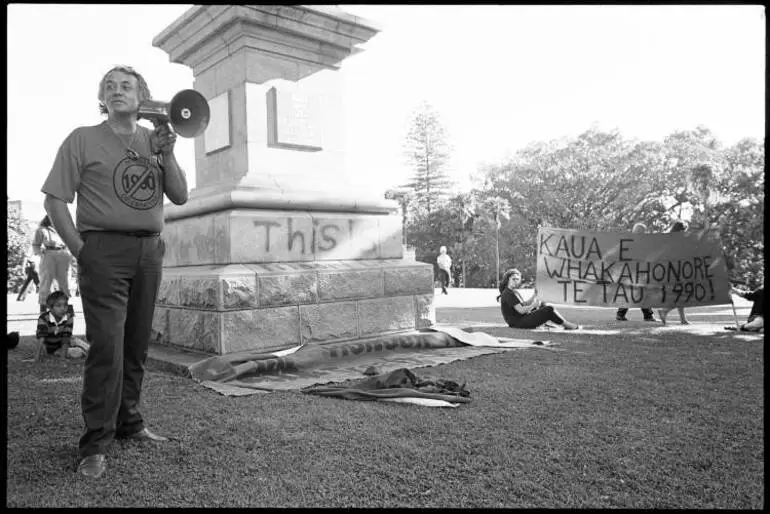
left=152, top=259, right=435, bottom=355
left=152, top=205, right=435, bottom=355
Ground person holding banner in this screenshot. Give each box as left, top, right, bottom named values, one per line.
left=658, top=221, right=691, bottom=325
left=497, top=268, right=580, bottom=330
left=616, top=222, right=657, bottom=322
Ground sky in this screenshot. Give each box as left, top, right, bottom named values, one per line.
left=6, top=4, right=766, bottom=220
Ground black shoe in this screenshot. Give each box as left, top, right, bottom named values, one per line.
left=616, top=315, right=628, bottom=321
left=77, top=454, right=107, bottom=478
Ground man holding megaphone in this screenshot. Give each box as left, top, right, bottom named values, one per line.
left=40, top=65, right=208, bottom=479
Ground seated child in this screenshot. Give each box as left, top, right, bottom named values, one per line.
left=35, top=291, right=76, bottom=361
left=497, top=268, right=580, bottom=330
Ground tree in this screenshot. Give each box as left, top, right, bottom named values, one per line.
left=481, top=196, right=512, bottom=287
left=475, top=126, right=763, bottom=289
left=398, top=123, right=760, bottom=291
left=401, top=102, right=453, bottom=216
left=709, top=138, right=765, bottom=288
left=446, top=192, right=478, bottom=287
left=7, top=200, right=30, bottom=293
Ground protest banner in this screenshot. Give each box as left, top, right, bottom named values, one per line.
left=535, top=227, right=731, bottom=308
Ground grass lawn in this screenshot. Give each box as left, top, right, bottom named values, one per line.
left=5, top=306, right=764, bottom=508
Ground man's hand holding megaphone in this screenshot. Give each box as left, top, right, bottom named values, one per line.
left=151, top=123, right=177, bottom=156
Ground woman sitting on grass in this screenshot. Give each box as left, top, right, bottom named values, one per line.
left=497, top=268, right=580, bottom=330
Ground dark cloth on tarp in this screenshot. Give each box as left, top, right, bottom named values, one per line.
left=301, top=368, right=471, bottom=404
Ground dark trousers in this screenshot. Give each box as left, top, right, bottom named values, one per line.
left=77, top=232, right=165, bottom=458
left=438, top=269, right=450, bottom=293
left=16, top=270, right=40, bottom=300
left=744, top=287, right=764, bottom=322
left=617, top=307, right=654, bottom=319
left=508, top=304, right=565, bottom=329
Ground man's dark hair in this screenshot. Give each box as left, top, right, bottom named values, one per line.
left=497, top=268, right=521, bottom=302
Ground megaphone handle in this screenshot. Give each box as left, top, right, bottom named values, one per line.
left=151, top=118, right=171, bottom=130
left=151, top=119, right=174, bottom=155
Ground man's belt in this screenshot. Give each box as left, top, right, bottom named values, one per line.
left=45, top=245, right=66, bottom=250
left=81, top=230, right=160, bottom=238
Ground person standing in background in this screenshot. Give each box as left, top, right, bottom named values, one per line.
left=658, top=221, right=690, bottom=325
left=32, top=215, right=72, bottom=313
left=616, top=222, right=657, bottom=322
left=436, top=246, right=452, bottom=295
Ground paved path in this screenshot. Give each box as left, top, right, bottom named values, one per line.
left=6, top=290, right=752, bottom=337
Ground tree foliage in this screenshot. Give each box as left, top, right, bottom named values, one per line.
left=389, top=125, right=764, bottom=290
left=401, top=102, right=454, bottom=216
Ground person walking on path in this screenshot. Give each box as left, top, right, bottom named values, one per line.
left=41, top=65, right=189, bottom=479
left=32, top=215, right=71, bottom=313
left=616, top=222, right=657, bottom=322
left=16, top=255, right=40, bottom=302
left=437, top=246, right=452, bottom=295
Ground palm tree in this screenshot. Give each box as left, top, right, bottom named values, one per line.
left=448, top=192, right=477, bottom=287
left=483, top=196, right=511, bottom=287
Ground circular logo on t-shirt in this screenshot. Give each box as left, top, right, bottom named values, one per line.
left=113, top=154, right=161, bottom=210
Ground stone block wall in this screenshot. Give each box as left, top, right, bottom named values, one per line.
left=152, top=259, right=435, bottom=355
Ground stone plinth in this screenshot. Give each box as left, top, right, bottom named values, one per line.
left=150, top=5, right=435, bottom=355
left=152, top=260, right=435, bottom=355
left=153, top=5, right=385, bottom=212
left=162, top=209, right=403, bottom=266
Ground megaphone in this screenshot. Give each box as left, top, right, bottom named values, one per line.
left=138, top=89, right=210, bottom=138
